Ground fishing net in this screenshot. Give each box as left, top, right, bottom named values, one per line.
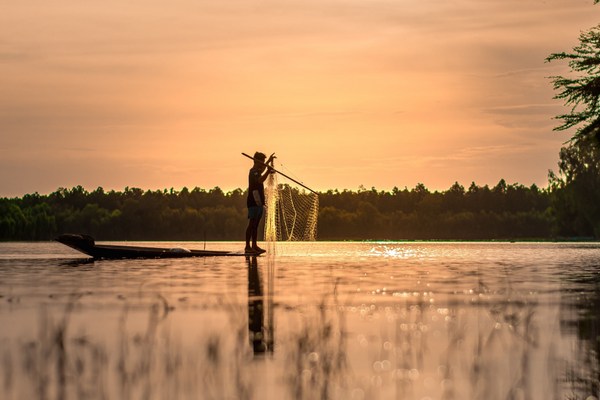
left=263, top=166, right=319, bottom=254
left=259, top=162, right=318, bottom=351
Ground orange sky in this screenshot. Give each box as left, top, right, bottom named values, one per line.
left=1, top=0, right=598, bottom=197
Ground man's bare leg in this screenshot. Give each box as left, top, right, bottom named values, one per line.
left=245, top=219, right=259, bottom=253
left=251, top=222, right=266, bottom=253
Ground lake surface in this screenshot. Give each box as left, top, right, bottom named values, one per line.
left=0, top=241, right=599, bottom=400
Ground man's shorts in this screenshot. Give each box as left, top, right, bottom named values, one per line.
left=248, top=206, right=264, bottom=220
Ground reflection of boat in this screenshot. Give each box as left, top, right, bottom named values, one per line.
left=56, top=234, right=249, bottom=259
left=58, top=258, right=96, bottom=267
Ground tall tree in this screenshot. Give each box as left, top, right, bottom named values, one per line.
left=549, top=142, right=600, bottom=237
left=546, top=5, right=600, bottom=237
left=547, top=20, right=600, bottom=146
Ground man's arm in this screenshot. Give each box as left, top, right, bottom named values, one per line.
left=258, top=167, right=274, bottom=183
left=252, top=190, right=262, bottom=206
left=258, top=153, right=276, bottom=183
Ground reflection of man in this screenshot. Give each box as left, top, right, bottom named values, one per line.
left=245, top=152, right=275, bottom=254
left=247, top=255, right=266, bottom=353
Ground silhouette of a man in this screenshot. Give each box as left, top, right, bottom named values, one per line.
left=245, top=152, right=275, bottom=253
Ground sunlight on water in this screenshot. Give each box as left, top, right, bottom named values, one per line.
left=0, top=241, right=599, bottom=399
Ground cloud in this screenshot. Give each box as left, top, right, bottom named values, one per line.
left=478, top=103, right=563, bottom=130
left=362, top=143, right=539, bottom=168
left=490, top=117, right=556, bottom=130
left=492, top=66, right=558, bottom=78
left=241, top=110, right=361, bottom=120
left=0, top=51, right=37, bottom=63
left=61, top=147, right=97, bottom=152
left=482, top=104, right=561, bottom=116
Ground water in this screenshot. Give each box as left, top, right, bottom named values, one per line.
left=0, top=241, right=599, bottom=400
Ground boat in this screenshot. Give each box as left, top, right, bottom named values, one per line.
left=55, top=233, right=250, bottom=259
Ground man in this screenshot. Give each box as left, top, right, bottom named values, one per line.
left=245, top=152, right=275, bottom=254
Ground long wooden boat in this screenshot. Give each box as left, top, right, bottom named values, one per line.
left=56, top=234, right=250, bottom=259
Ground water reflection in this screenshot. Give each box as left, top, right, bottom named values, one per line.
left=246, top=255, right=275, bottom=355
left=247, top=256, right=266, bottom=353
left=561, top=274, right=600, bottom=400
left=57, top=258, right=95, bottom=268
left=0, top=242, right=599, bottom=399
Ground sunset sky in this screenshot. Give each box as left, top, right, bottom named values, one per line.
left=1, top=0, right=599, bottom=197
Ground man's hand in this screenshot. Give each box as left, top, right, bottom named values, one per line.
left=267, top=153, right=276, bottom=165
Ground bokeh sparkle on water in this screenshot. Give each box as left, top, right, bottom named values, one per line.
left=0, top=241, right=599, bottom=400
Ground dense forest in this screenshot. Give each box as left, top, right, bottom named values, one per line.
left=1, top=176, right=595, bottom=241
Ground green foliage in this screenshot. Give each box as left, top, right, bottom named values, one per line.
left=317, top=181, right=553, bottom=240
left=0, top=200, right=56, bottom=240
left=549, top=142, right=600, bottom=238
left=545, top=10, right=600, bottom=239
left=547, top=24, right=600, bottom=145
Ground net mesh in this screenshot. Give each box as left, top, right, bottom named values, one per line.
left=263, top=167, right=319, bottom=253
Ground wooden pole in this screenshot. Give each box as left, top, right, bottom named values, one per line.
left=241, top=153, right=318, bottom=195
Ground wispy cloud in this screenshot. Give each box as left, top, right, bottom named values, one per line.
left=363, top=144, right=538, bottom=168
left=482, top=104, right=562, bottom=116
left=492, top=66, right=559, bottom=78
left=242, top=110, right=361, bottom=120
left=62, top=147, right=96, bottom=152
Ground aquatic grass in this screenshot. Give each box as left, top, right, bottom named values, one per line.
left=0, top=291, right=247, bottom=400
left=0, top=292, right=583, bottom=400
left=7, top=294, right=78, bottom=400
left=280, top=294, right=351, bottom=400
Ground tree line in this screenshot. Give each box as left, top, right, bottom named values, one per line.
left=1, top=178, right=592, bottom=241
